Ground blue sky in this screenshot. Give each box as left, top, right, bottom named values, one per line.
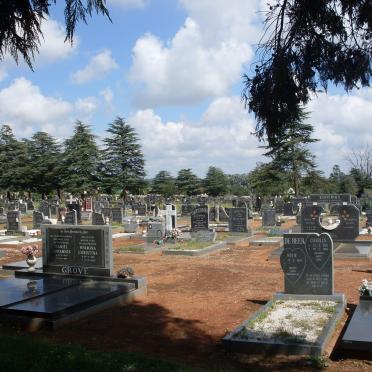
left=0, top=0, right=371, bottom=178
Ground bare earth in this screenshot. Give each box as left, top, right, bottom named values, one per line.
left=1, top=219, right=372, bottom=370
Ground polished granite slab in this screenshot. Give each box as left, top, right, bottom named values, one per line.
left=0, top=276, right=79, bottom=306
left=5, top=280, right=134, bottom=318
left=342, top=300, right=372, bottom=350
left=2, top=257, right=43, bottom=270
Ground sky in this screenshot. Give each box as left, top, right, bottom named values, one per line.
left=0, top=0, right=371, bottom=178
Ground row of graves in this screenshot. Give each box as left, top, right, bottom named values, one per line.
left=224, top=227, right=372, bottom=355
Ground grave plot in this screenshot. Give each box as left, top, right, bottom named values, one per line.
left=0, top=225, right=147, bottom=329
left=223, top=233, right=346, bottom=356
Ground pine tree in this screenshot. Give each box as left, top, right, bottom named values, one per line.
left=151, top=171, right=176, bottom=197
left=203, top=166, right=228, bottom=197
left=176, top=169, right=200, bottom=196
left=0, top=125, right=28, bottom=198
left=24, top=132, right=63, bottom=199
left=262, top=109, right=318, bottom=196
left=62, top=121, right=100, bottom=197
left=101, top=117, right=145, bottom=198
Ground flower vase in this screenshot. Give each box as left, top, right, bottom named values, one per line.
left=26, top=255, right=37, bottom=272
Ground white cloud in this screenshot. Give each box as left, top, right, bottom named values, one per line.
left=72, top=50, right=118, bottom=84
left=128, top=96, right=264, bottom=176
left=108, top=0, right=146, bottom=9
left=129, top=0, right=261, bottom=107
left=75, top=97, right=98, bottom=114
left=100, top=88, right=114, bottom=111
left=307, top=88, right=372, bottom=174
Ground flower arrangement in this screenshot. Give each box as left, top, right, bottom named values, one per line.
left=359, top=279, right=372, bottom=297
left=21, top=245, right=38, bottom=257
left=165, top=228, right=183, bottom=242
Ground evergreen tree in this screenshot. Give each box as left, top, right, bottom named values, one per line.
left=151, top=171, right=176, bottom=197
left=262, top=109, right=318, bottom=196
left=62, top=121, right=100, bottom=197
left=24, top=132, right=63, bottom=199
left=0, top=125, right=28, bottom=198
left=203, top=166, right=228, bottom=197
left=101, top=117, right=145, bottom=198
left=329, top=165, right=345, bottom=193
left=228, top=174, right=251, bottom=196
left=176, top=169, right=200, bottom=195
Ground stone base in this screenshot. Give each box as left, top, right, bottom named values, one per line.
left=0, top=271, right=147, bottom=330
left=334, top=241, right=372, bottom=259
left=162, top=241, right=226, bottom=256
left=223, top=293, right=346, bottom=356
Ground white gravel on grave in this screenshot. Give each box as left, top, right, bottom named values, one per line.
left=239, top=300, right=337, bottom=344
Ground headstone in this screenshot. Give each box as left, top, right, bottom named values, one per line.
left=42, top=225, right=113, bottom=277
left=50, top=204, right=58, bottom=216
left=0, top=207, right=4, bottom=215
left=6, top=211, right=22, bottom=233
left=33, top=211, right=44, bottom=229
left=219, top=206, right=229, bottom=222
left=101, top=207, right=111, bottom=222
left=310, top=194, right=351, bottom=204
left=165, top=204, right=177, bottom=232
left=67, top=203, right=81, bottom=224
left=282, top=202, right=294, bottom=216
left=65, top=210, right=77, bottom=225
left=8, top=203, right=16, bottom=211
left=26, top=200, right=34, bottom=210
left=39, top=203, right=51, bottom=218
left=181, top=204, right=193, bottom=216
left=92, top=212, right=106, bottom=225
left=19, top=203, right=27, bottom=214
left=137, top=204, right=147, bottom=215
left=84, top=197, right=93, bottom=212
left=262, top=208, right=276, bottom=227
left=111, top=207, right=123, bottom=223
left=146, top=221, right=165, bottom=242
left=280, top=233, right=333, bottom=295
left=229, top=208, right=248, bottom=233
left=191, top=206, right=209, bottom=231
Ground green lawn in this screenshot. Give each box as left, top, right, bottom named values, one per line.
left=0, top=334, right=195, bottom=372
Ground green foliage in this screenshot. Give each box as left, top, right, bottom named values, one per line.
left=176, top=169, right=201, bottom=195
left=151, top=170, right=176, bottom=197
left=62, top=121, right=100, bottom=196
left=203, top=166, right=228, bottom=197
left=243, top=0, right=371, bottom=146
left=1, top=0, right=110, bottom=70
left=228, top=174, right=251, bottom=195
left=101, top=117, right=146, bottom=197
left=24, top=132, right=63, bottom=198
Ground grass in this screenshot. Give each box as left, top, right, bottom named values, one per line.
left=118, top=244, right=145, bottom=252
left=0, top=333, right=195, bottom=372
left=166, top=241, right=211, bottom=250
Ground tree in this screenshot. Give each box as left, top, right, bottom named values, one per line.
left=1, top=0, right=110, bottom=70
left=24, top=132, right=63, bottom=199
left=62, top=120, right=100, bottom=197
left=151, top=171, right=176, bottom=197
left=228, top=174, right=251, bottom=196
left=243, top=1, right=371, bottom=146
left=176, top=169, right=200, bottom=195
left=262, top=108, right=318, bottom=195
left=328, top=164, right=345, bottom=193
left=0, top=125, right=28, bottom=198
left=101, top=117, right=145, bottom=198
left=203, top=166, right=228, bottom=197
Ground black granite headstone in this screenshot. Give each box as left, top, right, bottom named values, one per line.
left=65, top=210, right=77, bottom=225
left=229, top=207, right=248, bottom=233
left=92, top=212, right=106, bottom=225
left=42, top=225, right=113, bottom=277
left=283, top=202, right=294, bottom=216
left=6, top=211, right=22, bottom=232
left=281, top=233, right=333, bottom=295
left=67, top=203, right=81, bottom=224
left=111, top=207, right=123, bottom=223
left=262, top=208, right=276, bottom=227
left=33, top=211, right=44, bottom=229
left=191, top=206, right=209, bottom=231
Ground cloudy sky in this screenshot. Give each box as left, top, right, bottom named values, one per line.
left=0, top=0, right=371, bottom=178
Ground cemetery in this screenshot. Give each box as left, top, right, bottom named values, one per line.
left=0, top=0, right=371, bottom=370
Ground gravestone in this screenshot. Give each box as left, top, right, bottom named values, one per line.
left=8, top=203, right=16, bottom=211
left=366, top=209, right=372, bottom=227
left=0, top=207, right=4, bottom=215
left=65, top=210, right=77, bottom=225
left=92, top=212, right=106, bottom=225
left=19, top=203, right=27, bottom=214
left=301, top=204, right=359, bottom=241
left=26, top=200, right=34, bottom=210
left=50, top=204, right=58, bottom=216
left=181, top=204, right=193, bottom=216
left=39, top=203, right=51, bottom=218
left=162, top=204, right=176, bottom=232
left=146, top=221, right=165, bottom=242
left=283, top=202, right=294, bottom=216
left=310, top=194, right=351, bottom=204
left=93, top=201, right=102, bottom=213
left=42, top=225, right=113, bottom=277
left=137, top=204, right=147, bottom=215
left=191, top=206, right=209, bottom=231
left=262, top=208, right=276, bottom=227
left=6, top=211, right=23, bottom=234
left=229, top=208, right=248, bottom=233
left=280, top=233, right=333, bottom=295
left=33, top=211, right=44, bottom=229
left=67, top=204, right=81, bottom=224
left=111, top=207, right=123, bottom=223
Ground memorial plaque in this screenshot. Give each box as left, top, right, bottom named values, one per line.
left=42, top=225, right=113, bottom=277
left=111, top=207, right=123, bottom=223
left=310, top=194, right=351, bottom=203
left=281, top=233, right=333, bottom=295
left=92, top=212, right=106, bottom=225
left=33, top=211, right=44, bottom=229
left=64, top=210, right=77, bottom=225
left=229, top=207, right=248, bottom=233
left=191, top=206, right=209, bottom=231
left=6, top=211, right=22, bottom=232
left=262, top=208, right=276, bottom=227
